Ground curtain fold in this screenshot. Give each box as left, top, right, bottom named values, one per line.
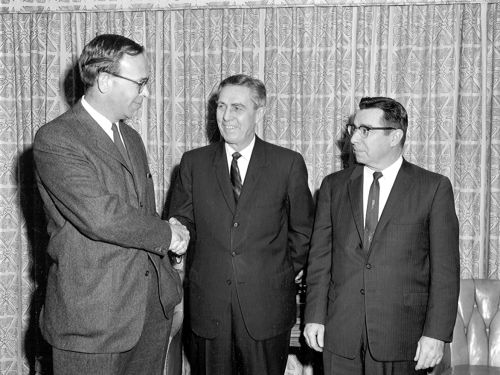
left=0, top=3, right=499, bottom=373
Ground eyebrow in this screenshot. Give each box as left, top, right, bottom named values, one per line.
left=217, top=101, right=247, bottom=108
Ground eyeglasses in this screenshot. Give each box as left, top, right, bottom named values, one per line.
left=106, top=72, right=149, bottom=94
left=346, top=124, right=397, bottom=138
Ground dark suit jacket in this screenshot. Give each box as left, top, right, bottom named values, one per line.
left=33, top=101, right=182, bottom=353
left=169, top=137, right=314, bottom=340
left=305, top=160, right=460, bottom=361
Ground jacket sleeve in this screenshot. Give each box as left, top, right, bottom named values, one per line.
left=304, top=176, right=333, bottom=325
left=423, top=176, right=460, bottom=342
left=168, top=153, right=196, bottom=237
left=286, top=152, right=315, bottom=273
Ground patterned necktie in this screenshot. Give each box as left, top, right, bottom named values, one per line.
left=111, top=123, right=131, bottom=167
left=364, top=171, right=383, bottom=251
left=230, top=152, right=243, bottom=202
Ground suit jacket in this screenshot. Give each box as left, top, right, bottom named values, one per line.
left=33, top=101, right=182, bottom=353
left=169, top=137, right=314, bottom=340
left=304, top=160, right=460, bottom=361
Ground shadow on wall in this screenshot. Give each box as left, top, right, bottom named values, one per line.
left=17, top=149, right=51, bottom=375
left=206, top=90, right=221, bottom=144
left=20, top=61, right=84, bottom=375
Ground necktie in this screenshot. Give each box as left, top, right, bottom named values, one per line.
left=230, top=152, right=243, bottom=202
left=364, top=171, right=383, bottom=251
left=111, top=123, right=131, bottom=167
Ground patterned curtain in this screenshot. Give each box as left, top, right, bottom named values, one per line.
left=0, top=2, right=499, bottom=373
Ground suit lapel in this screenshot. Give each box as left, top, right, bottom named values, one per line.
left=120, top=122, right=142, bottom=200
left=368, top=160, right=413, bottom=256
left=237, top=137, right=267, bottom=207
left=214, top=142, right=236, bottom=213
left=348, top=166, right=365, bottom=245
left=72, top=103, right=133, bottom=175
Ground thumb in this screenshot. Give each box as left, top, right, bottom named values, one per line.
left=414, top=340, right=421, bottom=361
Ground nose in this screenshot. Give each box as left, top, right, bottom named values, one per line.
left=140, top=85, right=149, bottom=98
left=350, top=128, right=361, bottom=144
left=222, top=107, right=232, bottom=121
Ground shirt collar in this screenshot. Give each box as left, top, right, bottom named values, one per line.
left=81, top=96, right=114, bottom=136
left=364, top=156, right=403, bottom=181
left=224, top=136, right=256, bottom=161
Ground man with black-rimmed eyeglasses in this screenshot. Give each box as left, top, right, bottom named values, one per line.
left=304, top=97, right=459, bottom=375
left=33, top=34, right=189, bottom=375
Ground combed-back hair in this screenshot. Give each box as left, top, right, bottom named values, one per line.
left=78, top=34, right=144, bottom=91
left=216, top=74, right=266, bottom=108
left=359, top=96, right=408, bottom=146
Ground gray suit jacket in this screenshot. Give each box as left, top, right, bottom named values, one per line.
left=33, top=101, right=182, bottom=353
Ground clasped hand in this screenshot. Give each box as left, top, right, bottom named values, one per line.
left=168, top=217, right=190, bottom=255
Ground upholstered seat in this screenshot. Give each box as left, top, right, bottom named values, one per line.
left=436, top=279, right=500, bottom=374
left=441, top=365, right=500, bottom=374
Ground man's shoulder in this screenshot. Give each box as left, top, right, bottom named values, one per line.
left=34, top=105, right=81, bottom=144
left=180, top=142, right=220, bottom=165
left=184, top=142, right=219, bottom=156
left=259, top=139, right=299, bottom=155
left=324, top=165, right=358, bottom=181
left=402, top=160, right=450, bottom=183
left=256, top=139, right=304, bottom=166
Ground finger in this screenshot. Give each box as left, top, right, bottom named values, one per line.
left=415, top=352, right=428, bottom=370
left=414, top=341, right=421, bottom=362
left=169, top=217, right=180, bottom=225
left=304, top=333, right=320, bottom=352
left=317, top=329, right=324, bottom=349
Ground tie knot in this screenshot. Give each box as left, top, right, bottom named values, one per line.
left=232, top=152, right=242, bottom=161
left=373, top=171, right=383, bottom=181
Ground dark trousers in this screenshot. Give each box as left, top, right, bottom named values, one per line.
left=323, top=320, right=427, bottom=375
left=187, top=286, right=290, bottom=375
left=52, top=261, right=172, bottom=375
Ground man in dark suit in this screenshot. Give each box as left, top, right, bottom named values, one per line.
left=304, top=97, right=460, bottom=374
left=169, top=74, right=314, bottom=375
left=33, top=34, right=189, bottom=375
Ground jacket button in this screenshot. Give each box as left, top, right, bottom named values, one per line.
left=231, top=251, right=237, bottom=257
left=360, top=289, right=365, bottom=295
left=366, top=263, right=372, bottom=269
left=226, top=279, right=232, bottom=285
left=145, top=270, right=150, bottom=277
left=233, top=222, right=239, bottom=227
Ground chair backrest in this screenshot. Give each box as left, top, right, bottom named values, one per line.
left=447, top=279, right=500, bottom=367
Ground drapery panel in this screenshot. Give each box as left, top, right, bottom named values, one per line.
left=0, top=2, right=499, bottom=373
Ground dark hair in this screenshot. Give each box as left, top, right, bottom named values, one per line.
left=359, top=97, right=408, bottom=146
left=78, top=34, right=144, bottom=90
left=216, top=74, right=266, bottom=108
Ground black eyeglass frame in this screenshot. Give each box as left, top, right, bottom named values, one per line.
left=346, top=124, right=397, bottom=138
left=106, top=72, right=149, bottom=93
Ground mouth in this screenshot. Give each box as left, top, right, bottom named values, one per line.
left=222, top=123, right=238, bottom=130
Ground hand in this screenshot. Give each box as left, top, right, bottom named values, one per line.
left=414, top=336, right=444, bottom=370
left=168, top=217, right=189, bottom=256
left=295, top=270, right=304, bottom=284
left=303, top=323, right=325, bottom=352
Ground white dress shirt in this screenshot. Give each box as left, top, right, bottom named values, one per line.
left=363, top=156, right=403, bottom=225
left=81, top=96, right=126, bottom=146
left=224, top=136, right=256, bottom=184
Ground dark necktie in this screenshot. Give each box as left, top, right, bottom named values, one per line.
left=364, top=171, right=383, bottom=251
left=230, top=152, right=243, bottom=202
left=111, top=123, right=131, bottom=167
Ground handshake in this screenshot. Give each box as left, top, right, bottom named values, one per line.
left=168, top=217, right=190, bottom=256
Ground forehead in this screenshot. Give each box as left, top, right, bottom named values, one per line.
left=354, top=108, right=384, bottom=127
left=119, top=53, right=149, bottom=77
left=218, top=85, right=254, bottom=105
